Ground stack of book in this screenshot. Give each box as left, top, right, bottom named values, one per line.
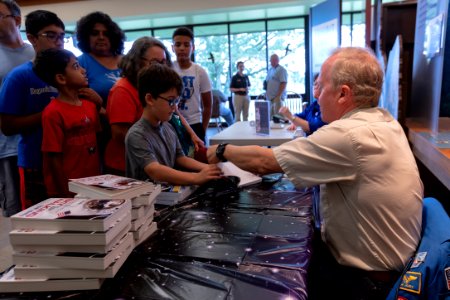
left=68, top=174, right=160, bottom=246
left=1, top=197, right=133, bottom=292
left=155, top=185, right=197, bottom=206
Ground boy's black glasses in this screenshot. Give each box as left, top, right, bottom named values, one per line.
left=38, top=31, right=70, bottom=43
left=158, top=95, right=180, bottom=107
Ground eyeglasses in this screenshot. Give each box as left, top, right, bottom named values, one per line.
left=158, top=95, right=180, bottom=107
left=0, top=14, right=14, bottom=20
left=141, top=57, right=167, bottom=66
left=38, top=31, right=70, bottom=43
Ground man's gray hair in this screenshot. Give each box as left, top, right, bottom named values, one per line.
left=329, top=47, right=384, bottom=107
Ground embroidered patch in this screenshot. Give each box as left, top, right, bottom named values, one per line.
left=445, top=267, right=450, bottom=290
left=411, top=252, right=427, bottom=268
left=399, top=271, right=421, bottom=294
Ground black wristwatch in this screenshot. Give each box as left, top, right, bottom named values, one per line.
left=216, top=143, right=229, bottom=162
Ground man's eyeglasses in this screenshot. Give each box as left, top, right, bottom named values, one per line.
left=38, top=31, right=70, bottom=43
left=158, top=95, right=180, bottom=107
left=0, top=14, right=15, bottom=20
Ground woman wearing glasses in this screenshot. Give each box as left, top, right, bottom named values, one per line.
left=105, top=37, right=203, bottom=176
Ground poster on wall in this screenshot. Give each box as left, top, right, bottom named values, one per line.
left=311, top=18, right=339, bottom=74
left=254, top=101, right=270, bottom=136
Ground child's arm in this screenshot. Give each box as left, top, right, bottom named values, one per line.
left=176, top=155, right=209, bottom=172
left=144, top=161, right=222, bottom=186
left=44, top=152, right=72, bottom=197
left=1, top=113, right=43, bottom=136
left=174, top=107, right=204, bottom=151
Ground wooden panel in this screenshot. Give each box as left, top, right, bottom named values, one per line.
left=407, top=117, right=450, bottom=190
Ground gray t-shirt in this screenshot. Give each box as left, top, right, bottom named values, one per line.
left=0, top=43, right=34, bottom=159
left=265, top=64, right=288, bottom=100
left=125, top=118, right=184, bottom=181
left=0, top=43, right=34, bottom=86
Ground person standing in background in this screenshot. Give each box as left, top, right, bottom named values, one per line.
left=230, top=61, right=251, bottom=122
left=265, top=54, right=287, bottom=117
left=76, top=11, right=125, bottom=168
left=172, top=27, right=212, bottom=143
left=76, top=11, right=124, bottom=104
left=0, top=0, right=34, bottom=216
left=33, top=48, right=101, bottom=198
left=0, top=10, right=65, bottom=208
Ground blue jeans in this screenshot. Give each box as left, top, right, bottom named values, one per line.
left=220, top=105, right=234, bottom=126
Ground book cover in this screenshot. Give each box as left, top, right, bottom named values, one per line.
left=69, top=174, right=156, bottom=200
left=9, top=214, right=131, bottom=246
left=155, top=185, right=197, bottom=205
left=218, top=162, right=262, bottom=187
left=14, top=239, right=133, bottom=279
left=12, top=232, right=133, bottom=271
left=255, top=100, right=270, bottom=135
left=11, top=198, right=131, bottom=232
left=0, top=268, right=103, bottom=292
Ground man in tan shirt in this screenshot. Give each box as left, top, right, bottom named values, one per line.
left=207, top=47, right=423, bottom=299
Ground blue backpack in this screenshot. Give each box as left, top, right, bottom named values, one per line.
left=386, top=197, right=450, bottom=300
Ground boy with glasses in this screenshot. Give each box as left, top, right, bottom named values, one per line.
left=0, top=0, right=34, bottom=217
left=0, top=10, right=100, bottom=209
left=125, top=63, right=222, bottom=185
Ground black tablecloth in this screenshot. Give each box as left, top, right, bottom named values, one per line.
left=0, top=176, right=314, bottom=300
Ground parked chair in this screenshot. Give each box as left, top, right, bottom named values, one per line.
left=386, top=197, right=450, bottom=300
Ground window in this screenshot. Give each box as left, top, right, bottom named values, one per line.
left=342, top=12, right=365, bottom=47
left=267, top=18, right=306, bottom=95
left=194, top=25, right=229, bottom=95
left=230, top=21, right=267, bottom=97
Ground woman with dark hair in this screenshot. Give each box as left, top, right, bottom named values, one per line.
left=105, top=37, right=203, bottom=175
left=76, top=11, right=125, bottom=169
left=76, top=11, right=124, bottom=104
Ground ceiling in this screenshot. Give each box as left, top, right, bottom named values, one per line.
left=16, top=0, right=403, bottom=32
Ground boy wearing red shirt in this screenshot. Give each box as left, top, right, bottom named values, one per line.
left=33, top=48, right=101, bottom=197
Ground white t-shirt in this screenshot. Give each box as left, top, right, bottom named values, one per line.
left=173, top=62, right=212, bottom=125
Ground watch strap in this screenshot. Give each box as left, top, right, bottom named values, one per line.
left=216, top=143, right=229, bottom=162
